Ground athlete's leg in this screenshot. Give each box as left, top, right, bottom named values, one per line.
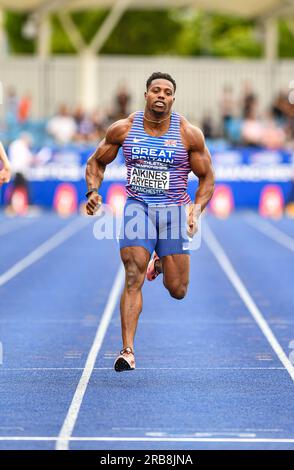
left=161, top=254, right=190, bottom=300
left=120, top=246, right=150, bottom=350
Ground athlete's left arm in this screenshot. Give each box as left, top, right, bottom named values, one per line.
left=184, top=124, right=215, bottom=212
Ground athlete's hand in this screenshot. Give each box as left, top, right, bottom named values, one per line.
left=187, top=204, right=198, bottom=238
left=0, top=166, right=11, bottom=185
left=86, top=192, right=102, bottom=216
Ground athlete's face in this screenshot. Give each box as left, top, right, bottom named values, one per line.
left=144, top=79, right=175, bottom=115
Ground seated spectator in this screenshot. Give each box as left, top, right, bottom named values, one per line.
left=73, top=106, right=95, bottom=142
left=47, top=105, right=77, bottom=144
left=240, top=81, right=257, bottom=119
left=261, top=111, right=286, bottom=150
left=226, top=114, right=243, bottom=145
left=201, top=113, right=214, bottom=139
left=8, top=132, right=34, bottom=205
left=5, top=87, right=18, bottom=126
left=18, top=93, right=32, bottom=123
left=114, top=83, right=131, bottom=119
left=272, top=91, right=288, bottom=124
left=241, top=104, right=263, bottom=147
left=219, top=84, right=235, bottom=136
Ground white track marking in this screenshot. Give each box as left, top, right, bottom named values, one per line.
left=0, top=217, right=90, bottom=287
left=0, top=436, right=294, bottom=444
left=56, top=264, right=125, bottom=451
left=203, top=223, right=294, bottom=382
left=244, top=215, right=294, bottom=253
left=0, top=217, right=37, bottom=236
left=0, top=367, right=285, bottom=371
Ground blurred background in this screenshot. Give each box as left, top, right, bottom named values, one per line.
left=0, top=0, right=294, bottom=217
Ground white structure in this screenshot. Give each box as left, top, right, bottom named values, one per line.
left=0, top=0, right=294, bottom=113
left=0, top=56, right=294, bottom=122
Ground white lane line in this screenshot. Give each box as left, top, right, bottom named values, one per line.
left=244, top=215, right=294, bottom=253
left=0, top=217, right=37, bottom=236
left=203, top=223, right=294, bottom=382
left=0, top=217, right=90, bottom=287
left=0, top=366, right=286, bottom=371
left=0, top=436, right=294, bottom=443
left=56, top=264, right=125, bottom=451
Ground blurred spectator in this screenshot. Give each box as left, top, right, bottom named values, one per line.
left=261, top=111, right=286, bottom=150
left=241, top=81, right=257, bottom=119
left=47, top=105, right=77, bottom=144
left=5, top=87, right=18, bottom=125
left=73, top=106, right=95, bottom=142
left=241, top=105, right=263, bottom=147
left=114, top=83, right=131, bottom=119
left=272, top=91, right=288, bottom=123
left=18, top=93, right=32, bottom=123
left=8, top=133, right=33, bottom=202
left=219, top=84, right=235, bottom=136
left=226, top=113, right=243, bottom=145
left=91, top=110, right=108, bottom=140
left=1, top=82, right=294, bottom=150
left=202, top=112, right=214, bottom=139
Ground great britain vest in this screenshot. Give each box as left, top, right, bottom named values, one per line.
left=122, top=111, right=191, bottom=205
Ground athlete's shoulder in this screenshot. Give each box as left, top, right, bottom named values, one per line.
left=105, top=112, right=137, bottom=145
left=179, top=115, right=205, bottom=152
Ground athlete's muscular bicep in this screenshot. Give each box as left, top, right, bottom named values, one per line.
left=183, top=123, right=215, bottom=211
left=85, top=118, right=130, bottom=191
left=189, top=137, right=213, bottom=183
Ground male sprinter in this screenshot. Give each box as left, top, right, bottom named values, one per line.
left=85, top=72, right=215, bottom=372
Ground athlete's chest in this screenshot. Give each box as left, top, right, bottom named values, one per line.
left=130, top=138, right=177, bottom=163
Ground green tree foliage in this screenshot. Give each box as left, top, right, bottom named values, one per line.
left=52, top=10, right=182, bottom=54
left=51, top=10, right=109, bottom=53
left=175, top=12, right=263, bottom=57
left=279, top=20, right=294, bottom=58
left=101, top=10, right=182, bottom=55
left=3, top=9, right=294, bottom=58
left=4, top=11, right=35, bottom=54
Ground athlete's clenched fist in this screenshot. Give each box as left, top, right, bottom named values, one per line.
left=86, top=192, right=102, bottom=216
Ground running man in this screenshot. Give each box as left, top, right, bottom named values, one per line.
left=0, top=141, right=11, bottom=186
left=85, top=72, right=215, bottom=372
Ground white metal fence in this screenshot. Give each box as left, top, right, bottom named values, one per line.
left=0, top=56, right=293, bottom=123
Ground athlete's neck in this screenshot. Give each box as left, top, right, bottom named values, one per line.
left=143, top=109, right=172, bottom=128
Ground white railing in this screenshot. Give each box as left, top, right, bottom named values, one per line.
left=0, top=56, right=293, bottom=122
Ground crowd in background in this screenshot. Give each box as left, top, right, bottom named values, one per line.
left=1, top=82, right=294, bottom=151
left=203, top=82, right=294, bottom=150
left=0, top=84, right=131, bottom=149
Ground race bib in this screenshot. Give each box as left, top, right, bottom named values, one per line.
left=130, top=167, right=170, bottom=194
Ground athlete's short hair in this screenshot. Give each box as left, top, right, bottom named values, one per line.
left=146, top=72, right=176, bottom=93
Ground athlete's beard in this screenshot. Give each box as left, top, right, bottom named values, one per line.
left=144, top=106, right=172, bottom=124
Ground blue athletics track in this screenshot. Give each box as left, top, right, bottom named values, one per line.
left=0, top=209, right=294, bottom=451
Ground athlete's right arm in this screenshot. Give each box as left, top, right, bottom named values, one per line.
left=85, top=118, right=131, bottom=216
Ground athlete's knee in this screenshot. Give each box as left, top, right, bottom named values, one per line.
left=121, top=253, right=147, bottom=291
left=125, top=267, right=144, bottom=291
left=167, top=282, right=188, bottom=300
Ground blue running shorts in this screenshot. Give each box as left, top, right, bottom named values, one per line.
left=119, top=197, right=190, bottom=257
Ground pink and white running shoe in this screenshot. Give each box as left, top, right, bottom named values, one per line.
left=114, top=347, right=135, bottom=372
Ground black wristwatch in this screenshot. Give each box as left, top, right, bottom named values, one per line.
left=85, top=188, right=98, bottom=199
